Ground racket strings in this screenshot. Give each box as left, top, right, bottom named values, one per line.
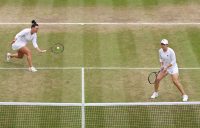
left=51, top=43, right=64, bottom=54
left=148, top=72, right=157, bottom=84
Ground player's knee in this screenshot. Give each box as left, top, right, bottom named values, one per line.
left=20, top=54, right=24, bottom=58
left=26, top=51, right=32, bottom=56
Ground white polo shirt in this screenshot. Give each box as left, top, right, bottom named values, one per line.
left=12, top=28, right=38, bottom=50
left=159, top=47, right=178, bottom=72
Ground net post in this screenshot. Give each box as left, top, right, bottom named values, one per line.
left=81, top=67, right=85, bottom=128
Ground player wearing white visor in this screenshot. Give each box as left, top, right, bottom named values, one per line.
left=150, top=39, right=188, bottom=101
left=6, top=20, right=46, bottom=72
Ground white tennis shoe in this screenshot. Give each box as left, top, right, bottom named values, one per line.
left=182, top=95, right=188, bottom=102
left=29, top=67, right=37, bottom=72
left=150, top=92, right=159, bottom=99
left=6, top=53, right=11, bottom=62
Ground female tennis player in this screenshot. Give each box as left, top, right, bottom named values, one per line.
left=150, top=39, right=188, bottom=101
left=6, top=20, right=46, bottom=72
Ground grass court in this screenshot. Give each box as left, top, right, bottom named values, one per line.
left=0, top=0, right=200, bottom=127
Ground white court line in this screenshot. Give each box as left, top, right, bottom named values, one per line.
left=86, top=67, right=200, bottom=70
left=0, top=22, right=200, bottom=25
left=0, top=102, right=200, bottom=106
left=81, top=68, right=85, bottom=128
left=0, top=67, right=82, bottom=70
left=85, top=102, right=200, bottom=106
left=0, top=67, right=200, bottom=70
left=0, top=102, right=82, bottom=106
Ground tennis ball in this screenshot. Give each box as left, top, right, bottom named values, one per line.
left=56, top=46, right=60, bottom=50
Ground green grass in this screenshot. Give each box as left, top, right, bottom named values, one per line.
left=1, top=105, right=199, bottom=128
left=1, top=26, right=200, bottom=68
left=85, top=69, right=200, bottom=102
left=1, top=25, right=200, bottom=127
left=0, top=0, right=200, bottom=127
left=0, top=0, right=198, bottom=23
left=0, top=70, right=81, bottom=102
left=0, top=106, right=81, bottom=128
left=0, top=0, right=199, bottom=7
left=186, top=28, right=200, bottom=65
left=85, top=105, right=200, bottom=128
left=1, top=26, right=200, bottom=102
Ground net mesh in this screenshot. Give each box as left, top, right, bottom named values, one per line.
left=0, top=105, right=81, bottom=128
left=85, top=104, right=200, bottom=128
left=0, top=103, right=200, bottom=128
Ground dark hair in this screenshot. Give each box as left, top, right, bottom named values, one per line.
left=31, top=20, right=39, bottom=28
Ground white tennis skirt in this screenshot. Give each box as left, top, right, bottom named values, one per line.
left=12, top=43, right=25, bottom=51
left=167, top=66, right=179, bottom=75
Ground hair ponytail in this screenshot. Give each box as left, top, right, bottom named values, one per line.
left=31, top=20, right=39, bottom=28
left=32, top=20, right=36, bottom=24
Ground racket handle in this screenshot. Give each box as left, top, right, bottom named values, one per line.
left=160, top=67, right=164, bottom=71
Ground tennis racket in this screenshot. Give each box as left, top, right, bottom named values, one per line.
left=48, top=43, right=64, bottom=54
left=148, top=70, right=160, bottom=84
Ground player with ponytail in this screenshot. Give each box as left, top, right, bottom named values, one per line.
left=7, top=20, right=46, bottom=72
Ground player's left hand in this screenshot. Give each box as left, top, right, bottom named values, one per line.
left=41, top=50, right=47, bottom=53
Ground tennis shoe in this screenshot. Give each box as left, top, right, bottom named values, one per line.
left=29, top=67, right=37, bottom=72
left=150, top=92, right=159, bottom=99
left=6, top=53, right=11, bottom=62
left=182, top=95, right=188, bottom=102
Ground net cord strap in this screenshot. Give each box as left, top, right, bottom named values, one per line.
left=0, top=102, right=200, bottom=106
left=82, top=67, right=85, bottom=128
left=0, top=102, right=82, bottom=106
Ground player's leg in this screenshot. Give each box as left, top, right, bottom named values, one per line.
left=170, top=73, right=188, bottom=101
left=10, top=50, right=24, bottom=58
left=18, top=46, right=37, bottom=72
left=151, top=71, right=168, bottom=98
left=19, top=47, right=32, bottom=66
left=6, top=50, right=24, bottom=62
left=171, top=73, right=185, bottom=95
left=154, top=71, right=168, bottom=92
left=7, top=46, right=37, bottom=72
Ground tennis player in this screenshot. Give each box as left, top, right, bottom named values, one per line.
left=6, top=20, right=46, bottom=72
left=150, top=39, right=188, bottom=101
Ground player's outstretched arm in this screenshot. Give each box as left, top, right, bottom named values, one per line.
left=36, top=47, right=46, bottom=53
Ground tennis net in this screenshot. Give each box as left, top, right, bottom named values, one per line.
left=85, top=102, right=200, bottom=128
left=0, top=102, right=200, bottom=128
left=0, top=102, right=82, bottom=128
